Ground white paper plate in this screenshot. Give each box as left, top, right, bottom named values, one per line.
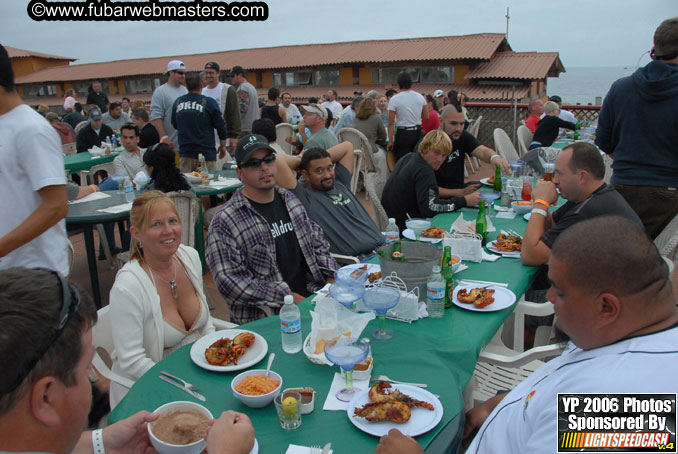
left=486, top=240, right=521, bottom=257
left=453, top=285, right=516, bottom=312
left=347, top=384, right=443, bottom=437
left=250, top=438, right=258, bottom=454
left=184, top=173, right=213, bottom=183
left=190, top=329, right=268, bottom=372
left=480, top=177, right=494, bottom=187
left=402, top=229, right=443, bottom=243
left=338, top=263, right=381, bottom=277
left=524, top=212, right=531, bottom=221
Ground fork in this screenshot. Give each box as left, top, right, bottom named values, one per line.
left=370, top=375, right=427, bottom=388
left=309, top=445, right=322, bottom=454
left=160, top=371, right=200, bottom=390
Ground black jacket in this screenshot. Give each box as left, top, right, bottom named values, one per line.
left=76, top=123, right=114, bottom=153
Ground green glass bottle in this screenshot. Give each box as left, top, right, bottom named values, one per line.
left=476, top=199, right=487, bottom=245
left=441, top=246, right=455, bottom=309
left=492, top=164, right=502, bottom=193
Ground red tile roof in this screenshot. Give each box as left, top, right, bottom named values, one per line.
left=5, top=45, right=76, bottom=61
left=15, top=33, right=511, bottom=84
left=467, top=51, right=564, bottom=80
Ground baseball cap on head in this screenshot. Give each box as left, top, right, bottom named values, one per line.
left=235, top=134, right=276, bottom=165
left=301, top=103, right=327, bottom=121
left=229, top=65, right=246, bottom=77
left=166, top=60, right=186, bottom=73
left=89, top=107, right=102, bottom=121
left=204, top=61, right=220, bottom=72
left=433, top=89, right=444, bottom=98
left=549, top=95, right=562, bottom=103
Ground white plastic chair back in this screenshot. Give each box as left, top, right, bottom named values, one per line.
left=92, top=306, right=135, bottom=390
left=364, top=172, right=389, bottom=231
left=350, top=150, right=363, bottom=195
left=275, top=123, right=296, bottom=155
left=74, top=120, right=88, bottom=136
left=80, top=162, right=116, bottom=186
left=336, top=127, right=377, bottom=172
left=493, top=128, right=520, bottom=162
left=601, top=152, right=613, bottom=184
left=166, top=191, right=200, bottom=247
left=468, top=115, right=482, bottom=137
left=516, top=125, right=533, bottom=157
left=66, top=239, right=75, bottom=277
left=654, top=214, right=678, bottom=270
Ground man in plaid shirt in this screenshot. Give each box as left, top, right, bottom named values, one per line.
left=206, top=134, right=338, bottom=324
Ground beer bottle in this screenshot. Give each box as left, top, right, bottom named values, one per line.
left=476, top=200, right=487, bottom=245
left=441, top=246, right=455, bottom=309
left=492, top=164, right=502, bottom=193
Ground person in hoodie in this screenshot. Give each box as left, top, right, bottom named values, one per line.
left=171, top=72, right=227, bottom=172
left=596, top=17, right=678, bottom=238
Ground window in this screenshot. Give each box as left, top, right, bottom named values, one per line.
left=371, top=67, right=420, bottom=84
left=273, top=71, right=312, bottom=86
left=313, top=69, right=340, bottom=86
left=22, top=84, right=58, bottom=98
left=124, top=78, right=155, bottom=94
left=421, top=66, right=453, bottom=83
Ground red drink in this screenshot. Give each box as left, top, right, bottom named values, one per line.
left=521, top=182, right=532, bottom=201
left=544, top=172, right=553, bottom=182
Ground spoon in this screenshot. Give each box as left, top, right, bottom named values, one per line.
left=265, top=353, right=275, bottom=377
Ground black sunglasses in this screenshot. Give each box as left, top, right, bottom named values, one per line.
left=0, top=269, right=81, bottom=395
left=173, top=70, right=186, bottom=75
left=240, top=153, right=276, bottom=169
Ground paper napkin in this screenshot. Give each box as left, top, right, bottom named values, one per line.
left=322, top=373, right=370, bottom=411
left=69, top=191, right=110, bottom=204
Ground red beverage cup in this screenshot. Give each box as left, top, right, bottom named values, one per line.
left=521, top=182, right=532, bottom=201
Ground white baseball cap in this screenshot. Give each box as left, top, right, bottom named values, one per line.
left=433, top=89, right=444, bottom=98
left=166, top=60, right=187, bottom=73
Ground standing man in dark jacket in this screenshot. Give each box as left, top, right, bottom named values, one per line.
left=86, top=81, right=109, bottom=113
left=596, top=17, right=678, bottom=238
left=172, top=72, right=228, bottom=172
left=76, top=107, right=114, bottom=153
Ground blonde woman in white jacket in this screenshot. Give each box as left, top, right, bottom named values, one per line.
left=109, top=191, right=214, bottom=407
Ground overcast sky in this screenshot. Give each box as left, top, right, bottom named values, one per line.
left=0, top=0, right=675, bottom=68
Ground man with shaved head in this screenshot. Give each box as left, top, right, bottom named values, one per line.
left=378, top=216, right=678, bottom=454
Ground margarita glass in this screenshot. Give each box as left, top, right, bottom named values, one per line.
left=362, top=287, right=400, bottom=341
left=329, top=279, right=365, bottom=311
left=324, top=337, right=370, bottom=402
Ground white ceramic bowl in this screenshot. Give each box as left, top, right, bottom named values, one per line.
left=450, top=254, right=463, bottom=273
left=231, top=369, right=282, bottom=408
left=511, top=201, right=534, bottom=215
left=148, top=401, right=213, bottom=454
left=405, top=218, right=431, bottom=236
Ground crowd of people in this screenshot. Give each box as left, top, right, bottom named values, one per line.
left=0, top=15, right=676, bottom=454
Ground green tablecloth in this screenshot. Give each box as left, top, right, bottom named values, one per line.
left=108, top=199, right=543, bottom=452
left=64, top=151, right=120, bottom=174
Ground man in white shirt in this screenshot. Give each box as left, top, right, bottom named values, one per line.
left=321, top=89, right=343, bottom=117
left=377, top=216, right=678, bottom=454
left=279, top=92, right=301, bottom=124
left=387, top=71, right=428, bottom=164
left=113, top=123, right=145, bottom=179
left=201, top=61, right=241, bottom=155
left=150, top=60, right=188, bottom=150
left=0, top=44, right=68, bottom=275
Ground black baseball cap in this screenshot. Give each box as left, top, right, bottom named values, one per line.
left=549, top=95, right=562, bottom=103
left=235, top=134, right=276, bottom=165
left=229, top=65, right=246, bottom=77
left=204, top=61, right=220, bottom=72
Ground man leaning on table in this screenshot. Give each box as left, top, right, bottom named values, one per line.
left=378, top=216, right=678, bottom=454
left=206, top=134, right=338, bottom=324
left=0, top=44, right=68, bottom=276
left=0, top=267, right=255, bottom=454
left=434, top=103, right=511, bottom=198
left=76, top=106, right=114, bottom=153
left=521, top=142, right=641, bottom=267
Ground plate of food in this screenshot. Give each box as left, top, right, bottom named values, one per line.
left=337, top=263, right=382, bottom=283
left=486, top=234, right=522, bottom=257
left=347, top=382, right=443, bottom=437
left=190, top=329, right=268, bottom=372
left=402, top=227, right=444, bottom=243
left=184, top=172, right=213, bottom=183
left=453, top=285, right=516, bottom=312
left=480, top=176, right=496, bottom=187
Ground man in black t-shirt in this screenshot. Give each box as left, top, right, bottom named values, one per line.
left=522, top=142, right=642, bottom=267
left=132, top=108, right=160, bottom=149
left=433, top=104, right=511, bottom=198
left=86, top=81, right=109, bottom=113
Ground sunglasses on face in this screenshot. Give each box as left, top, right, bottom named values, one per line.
left=240, top=153, right=276, bottom=169
left=173, top=71, right=186, bottom=75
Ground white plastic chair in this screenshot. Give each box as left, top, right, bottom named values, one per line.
left=364, top=172, right=389, bottom=231
left=336, top=127, right=378, bottom=173
left=601, top=152, right=613, bottom=184
left=654, top=214, right=678, bottom=272
left=66, top=239, right=75, bottom=277
left=467, top=116, right=483, bottom=171
left=516, top=125, right=533, bottom=157
left=166, top=191, right=201, bottom=247
left=493, top=128, right=520, bottom=162
left=80, top=162, right=116, bottom=187
left=350, top=150, right=364, bottom=195
left=275, top=123, right=296, bottom=155
left=74, top=120, right=88, bottom=136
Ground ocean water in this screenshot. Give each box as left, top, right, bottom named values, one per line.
left=546, top=66, right=638, bottom=106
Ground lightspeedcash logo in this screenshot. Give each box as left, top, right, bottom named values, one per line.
left=27, top=0, right=269, bottom=22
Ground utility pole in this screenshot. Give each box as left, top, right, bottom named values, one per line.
left=506, top=7, right=510, bottom=39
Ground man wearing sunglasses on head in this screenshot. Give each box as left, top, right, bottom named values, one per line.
left=150, top=60, right=188, bottom=151
left=432, top=104, right=511, bottom=198
left=0, top=268, right=255, bottom=454
left=206, top=134, right=338, bottom=324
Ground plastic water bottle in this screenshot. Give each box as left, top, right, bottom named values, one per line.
left=426, top=266, right=445, bottom=318
left=384, top=218, right=400, bottom=244
left=123, top=178, right=134, bottom=203
left=280, top=295, right=302, bottom=353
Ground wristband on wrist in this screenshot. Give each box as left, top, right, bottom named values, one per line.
left=160, top=135, right=169, bottom=143
left=92, top=429, right=105, bottom=454
left=531, top=208, right=548, bottom=217
left=534, top=199, right=550, bottom=209
left=489, top=154, right=500, bottom=162
left=89, top=184, right=97, bottom=193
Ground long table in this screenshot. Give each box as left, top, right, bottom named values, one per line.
left=108, top=202, right=543, bottom=452
left=64, top=151, right=120, bottom=174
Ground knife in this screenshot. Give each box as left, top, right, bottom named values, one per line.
left=320, top=442, right=332, bottom=454
left=159, top=375, right=206, bottom=401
